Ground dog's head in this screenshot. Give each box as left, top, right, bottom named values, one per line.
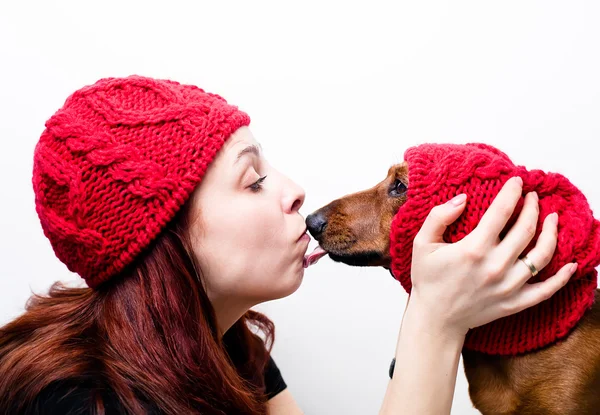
left=307, top=142, right=600, bottom=356
left=305, top=162, right=409, bottom=269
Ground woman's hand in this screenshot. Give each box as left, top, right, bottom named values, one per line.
left=408, top=176, right=577, bottom=338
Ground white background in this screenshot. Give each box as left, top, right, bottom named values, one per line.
left=1, top=1, right=600, bottom=414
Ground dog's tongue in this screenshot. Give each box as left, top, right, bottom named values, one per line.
left=303, top=245, right=328, bottom=268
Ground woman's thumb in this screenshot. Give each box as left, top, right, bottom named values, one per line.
left=415, top=194, right=467, bottom=245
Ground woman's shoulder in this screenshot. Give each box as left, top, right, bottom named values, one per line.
left=25, top=378, right=129, bottom=415
left=20, top=357, right=287, bottom=413
left=264, top=355, right=287, bottom=400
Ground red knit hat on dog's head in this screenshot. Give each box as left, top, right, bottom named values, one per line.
left=390, top=143, right=600, bottom=356
left=32, top=76, right=250, bottom=288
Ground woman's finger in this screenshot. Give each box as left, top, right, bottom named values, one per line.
left=414, top=194, right=467, bottom=246
left=466, top=176, right=523, bottom=248
left=503, top=262, right=577, bottom=315
left=495, top=192, right=541, bottom=265
left=506, top=212, right=559, bottom=288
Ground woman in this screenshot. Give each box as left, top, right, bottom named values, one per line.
left=0, top=76, right=576, bottom=414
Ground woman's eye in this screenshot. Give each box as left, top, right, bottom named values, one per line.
left=250, top=176, right=267, bottom=192
left=390, top=179, right=407, bottom=197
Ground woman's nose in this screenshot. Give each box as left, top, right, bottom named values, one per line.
left=283, top=180, right=305, bottom=214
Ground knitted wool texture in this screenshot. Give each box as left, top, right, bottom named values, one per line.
left=390, top=143, right=600, bottom=355
left=32, top=76, right=250, bottom=288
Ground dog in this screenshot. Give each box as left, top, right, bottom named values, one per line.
left=305, top=161, right=600, bottom=415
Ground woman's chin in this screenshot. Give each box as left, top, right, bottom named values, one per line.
left=270, top=269, right=305, bottom=301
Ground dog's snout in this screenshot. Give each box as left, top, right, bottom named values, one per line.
left=306, top=211, right=328, bottom=238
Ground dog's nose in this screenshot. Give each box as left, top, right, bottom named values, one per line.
left=306, top=211, right=328, bottom=238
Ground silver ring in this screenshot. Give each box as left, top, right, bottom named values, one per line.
left=520, top=255, right=539, bottom=277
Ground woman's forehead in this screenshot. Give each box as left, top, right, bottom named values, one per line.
left=224, top=127, right=259, bottom=153
left=199, top=127, right=261, bottom=181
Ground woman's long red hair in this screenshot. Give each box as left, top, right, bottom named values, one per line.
left=0, top=200, right=275, bottom=414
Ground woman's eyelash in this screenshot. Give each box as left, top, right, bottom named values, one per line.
left=250, top=176, right=267, bottom=192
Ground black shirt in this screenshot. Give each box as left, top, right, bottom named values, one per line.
left=21, top=356, right=287, bottom=415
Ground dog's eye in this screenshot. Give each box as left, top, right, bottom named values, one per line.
left=389, top=179, right=407, bottom=197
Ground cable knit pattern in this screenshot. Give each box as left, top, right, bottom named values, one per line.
left=390, top=143, right=599, bottom=355
left=32, top=76, right=250, bottom=288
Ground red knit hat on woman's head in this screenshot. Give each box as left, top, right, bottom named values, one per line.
left=390, top=143, right=600, bottom=356
left=32, top=75, right=250, bottom=288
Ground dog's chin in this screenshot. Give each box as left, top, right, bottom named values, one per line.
left=327, top=250, right=387, bottom=267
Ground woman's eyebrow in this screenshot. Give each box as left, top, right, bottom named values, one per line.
left=233, top=144, right=262, bottom=165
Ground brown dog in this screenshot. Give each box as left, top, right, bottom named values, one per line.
left=306, top=162, right=600, bottom=415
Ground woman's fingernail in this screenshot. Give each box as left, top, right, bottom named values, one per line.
left=550, top=212, right=558, bottom=225
left=448, top=194, right=467, bottom=206
left=531, top=191, right=538, bottom=202
left=570, top=263, right=578, bottom=274
left=514, top=176, right=523, bottom=187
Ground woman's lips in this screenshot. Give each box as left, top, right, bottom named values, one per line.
left=298, top=232, right=311, bottom=243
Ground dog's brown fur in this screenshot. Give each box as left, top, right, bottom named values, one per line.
left=308, top=162, right=600, bottom=415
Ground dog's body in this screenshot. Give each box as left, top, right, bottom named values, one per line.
left=306, top=162, right=600, bottom=415
left=462, top=291, right=600, bottom=415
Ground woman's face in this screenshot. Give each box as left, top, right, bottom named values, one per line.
left=188, top=126, right=309, bottom=309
